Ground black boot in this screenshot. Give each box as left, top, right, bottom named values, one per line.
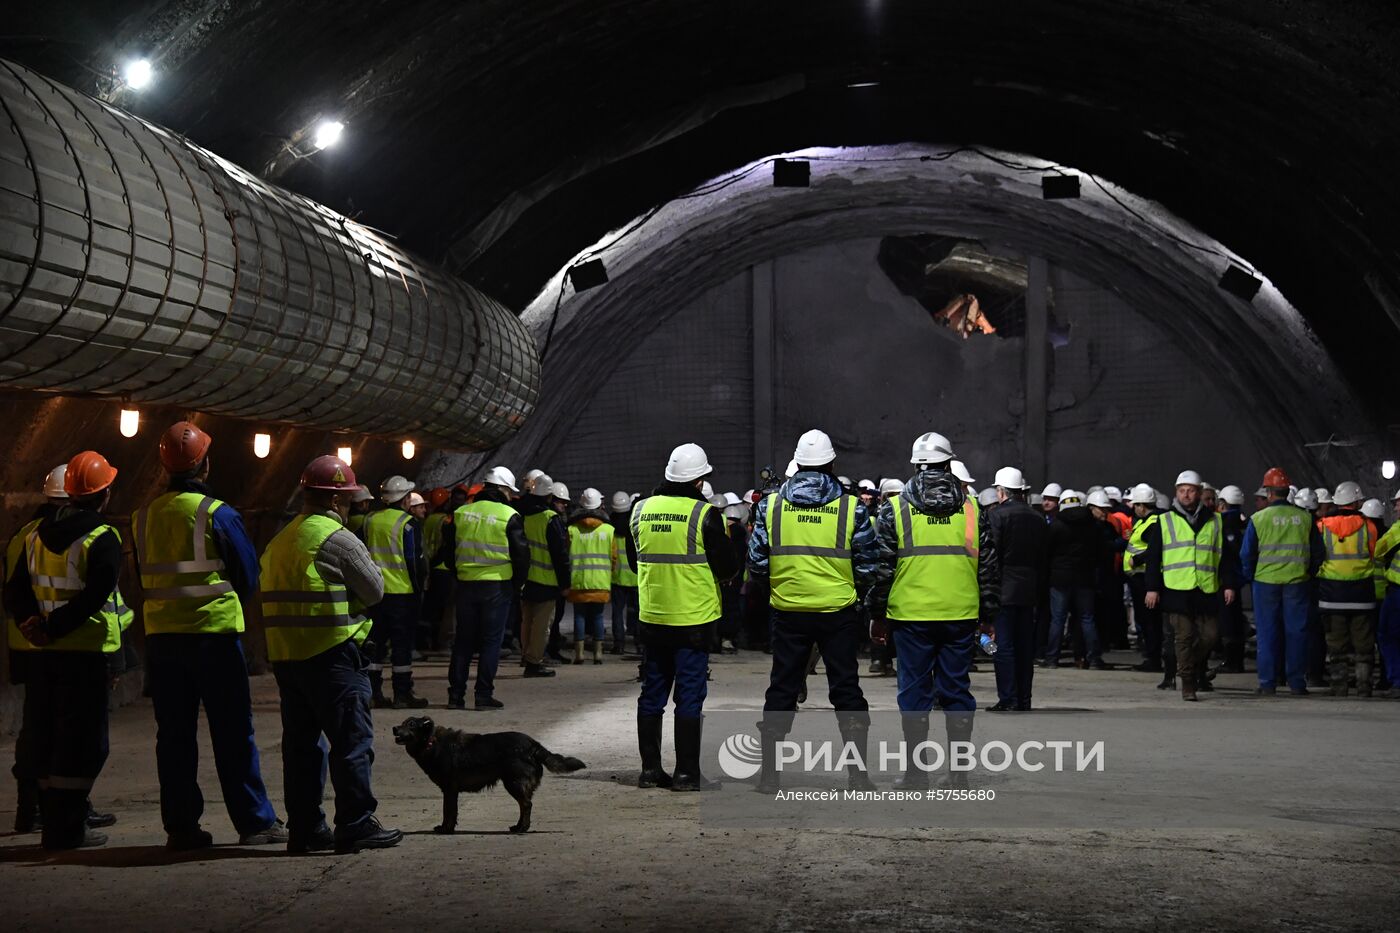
left=86, top=800, right=116, bottom=828
left=41, top=789, right=106, bottom=850
left=1157, top=651, right=1177, bottom=690
left=893, top=714, right=930, bottom=790
left=838, top=714, right=878, bottom=792
left=369, top=671, right=392, bottom=708
left=670, top=716, right=720, bottom=791
left=754, top=712, right=792, bottom=794
left=14, top=778, right=40, bottom=833
left=940, top=712, right=974, bottom=790
left=636, top=715, right=672, bottom=788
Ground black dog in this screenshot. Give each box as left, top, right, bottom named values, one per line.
left=392, top=716, right=586, bottom=833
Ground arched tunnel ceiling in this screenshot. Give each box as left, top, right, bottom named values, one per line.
left=8, top=0, right=1400, bottom=432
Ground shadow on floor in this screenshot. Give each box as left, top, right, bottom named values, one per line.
left=403, top=828, right=564, bottom=836
left=0, top=843, right=287, bottom=867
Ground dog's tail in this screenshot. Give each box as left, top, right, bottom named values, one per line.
left=534, top=741, right=586, bottom=773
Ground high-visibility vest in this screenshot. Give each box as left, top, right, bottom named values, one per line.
left=423, top=512, right=450, bottom=571
left=611, top=533, right=637, bottom=588
left=1374, top=523, right=1400, bottom=590
left=1317, top=517, right=1373, bottom=582
left=631, top=495, right=720, bottom=626
left=133, top=492, right=244, bottom=635
left=5, top=518, right=41, bottom=652
left=260, top=514, right=371, bottom=662
left=569, top=523, right=615, bottom=592
left=348, top=512, right=368, bottom=535
left=24, top=523, right=129, bottom=653
left=1159, top=511, right=1222, bottom=594
left=1248, top=504, right=1312, bottom=585
left=887, top=495, right=980, bottom=622
left=363, top=509, right=414, bottom=595
left=523, top=510, right=559, bottom=588
left=453, top=500, right=518, bottom=583
left=766, top=492, right=858, bottom=613
left=1123, top=514, right=1158, bottom=576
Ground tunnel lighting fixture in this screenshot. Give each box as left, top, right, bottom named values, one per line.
left=118, top=408, right=140, bottom=438
left=313, top=120, right=345, bottom=151
left=773, top=159, right=811, bottom=188
left=401, top=440, right=416, bottom=460
left=847, top=81, right=880, bottom=88
left=1218, top=265, right=1263, bottom=302
left=567, top=259, right=609, bottom=292
left=1041, top=174, right=1081, bottom=200
left=253, top=433, right=272, bottom=459
left=337, top=446, right=353, bottom=466
left=124, top=59, right=154, bottom=91
left=1385, top=460, right=1397, bottom=481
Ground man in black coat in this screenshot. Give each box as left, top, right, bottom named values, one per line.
left=987, top=468, right=1048, bottom=710
left=1044, top=491, right=1107, bottom=669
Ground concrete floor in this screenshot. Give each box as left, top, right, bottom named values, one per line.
left=2, top=649, right=1399, bottom=932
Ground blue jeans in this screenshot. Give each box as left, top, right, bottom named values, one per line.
left=1252, top=581, right=1311, bottom=690
left=611, top=587, right=638, bottom=648
left=637, top=622, right=710, bottom=718
left=272, top=639, right=377, bottom=833
left=449, top=581, right=512, bottom=701
left=1379, top=586, right=1400, bottom=684
left=1047, top=586, right=1100, bottom=665
left=891, top=620, right=976, bottom=713
left=573, top=602, right=606, bottom=642
left=145, top=633, right=278, bottom=836
left=993, top=605, right=1036, bottom=707
left=366, top=593, right=421, bottom=695
left=763, top=607, right=869, bottom=712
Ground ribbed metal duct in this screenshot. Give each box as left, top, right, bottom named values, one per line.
left=0, top=59, right=539, bottom=451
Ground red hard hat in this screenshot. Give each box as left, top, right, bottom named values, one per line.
left=428, top=487, right=451, bottom=509
left=65, top=451, right=119, bottom=497
left=159, top=421, right=213, bottom=473
left=301, top=455, right=361, bottom=492
left=1261, top=467, right=1291, bottom=488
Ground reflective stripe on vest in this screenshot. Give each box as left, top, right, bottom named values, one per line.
left=423, top=513, right=450, bottom=571
left=1249, top=504, right=1312, bottom=585
left=1123, top=514, right=1158, bottom=576
left=569, top=523, right=616, bottom=592
left=5, top=518, right=41, bottom=652
left=886, top=494, right=979, bottom=622
left=133, top=492, right=243, bottom=635
left=454, top=500, right=518, bottom=582
left=1159, top=511, right=1221, bottom=594
left=631, top=495, right=720, bottom=626
left=260, top=514, right=372, bottom=662
left=523, top=511, right=559, bottom=587
left=1318, top=520, right=1373, bottom=581
left=364, top=509, right=414, bottom=594
left=24, top=524, right=125, bottom=653
left=611, top=533, right=637, bottom=587
left=767, top=492, right=857, bottom=612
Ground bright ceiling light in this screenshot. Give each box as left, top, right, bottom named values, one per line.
left=313, top=120, right=345, bottom=150
left=253, top=433, right=271, bottom=459
left=124, top=59, right=154, bottom=90
left=119, top=408, right=140, bottom=438
left=1384, top=460, right=1397, bottom=481
left=401, top=440, right=416, bottom=460
left=337, top=446, right=353, bottom=466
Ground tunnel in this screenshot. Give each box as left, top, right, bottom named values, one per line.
left=2, top=2, right=1399, bottom=930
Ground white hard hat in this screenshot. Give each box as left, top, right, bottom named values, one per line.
left=977, top=487, right=999, bottom=507
left=1294, top=487, right=1318, bottom=511
left=1104, top=485, right=1123, bottom=501
left=1219, top=485, right=1245, bottom=506
left=551, top=482, right=570, bottom=501
left=1129, top=483, right=1156, bottom=505
left=379, top=475, right=415, bottom=504
left=521, top=469, right=545, bottom=493
left=665, top=444, right=712, bottom=483
left=579, top=487, right=603, bottom=510
left=1155, top=492, right=1170, bottom=510
left=743, top=489, right=756, bottom=503
left=1058, top=489, right=1084, bottom=510
left=793, top=429, right=837, bottom=467
left=784, top=459, right=799, bottom=478
left=858, top=478, right=876, bottom=491
left=1314, top=487, right=1333, bottom=504
left=482, top=465, right=519, bottom=492
left=530, top=472, right=554, bottom=495
left=1174, top=470, right=1203, bottom=488
left=1332, top=481, right=1362, bottom=507
left=1087, top=485, right=1105, bottom=496
left=837, top=475, right=854, bottom=489
left=1360, top=498, right=1384, bottom=519
left=1087, top=490, right=1112, bottom=509
left=404, top=492, right=426, bottom=508
left=994, top=467, right=1029, bottom=490
left=709, top=494, right=727, bottom=508
left=1254, top=486, right=1269, bottom=498
left=724, top=491, right=743, bottom=505
left=1041, top=482, right=1063, bottom=499
left=879, top=478, right=905, bottom=497
left=950, top=460, right=975, bottom=484
left=351, top=486, right=374, bottom=504
left=1200, top=481, right=1216, bottom=493
left=1029, top=493, right=1043, bottom=505
left=701, top=481, right=715, bottom=500
left=723, top=503, right=750, bottom=521
left=43, top=464, right=69, bottom=499
left=910, top=431, right=955, bottom=465
left=609, top=491, right=632, bottom=513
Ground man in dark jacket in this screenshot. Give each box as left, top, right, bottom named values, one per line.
left=987, top=467, right=1048, bottom=710
left=1044, top=491, right=1106, bottom=669
left=1215, top=485, right=1250, bottom=673
left=517, top=472, right=571, bottom=678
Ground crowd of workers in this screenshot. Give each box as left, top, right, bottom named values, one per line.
left=5, top=421, right=1398, bottom=849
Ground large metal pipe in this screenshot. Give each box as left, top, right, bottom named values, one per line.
left=0, top=59, right=539, bottom=451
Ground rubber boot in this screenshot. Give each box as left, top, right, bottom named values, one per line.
left=14, top=778, right=40, bottom=833
left=1355, top=662, right=1373, bottom=698
left=1329, top=660, right=1349, bottom=697
left=940, top=712, right=974, bottom=790
left=670, top=716, right=720, bottom=791
left=636, top=715, right=672, bottom=788
left=41, top=788, right=106, bottom=850
left=838, top=714, right=878, bottom=792
left=593, top=641, right=604, bottom=665
left=754, top=726, right=784, bottom=794
left=573, top=641, right=585, bottom=665
left=893, top=714, right=930, bottom=790
left=1180, top=672, right=1198, bottom=702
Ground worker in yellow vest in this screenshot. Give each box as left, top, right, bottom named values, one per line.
left=1374, top=490, right=1400, bottom=698
left=1315, top=481, right=1378, bottom=696
left=1122, top=483, right=1167, bottom=679
left=869, top=432, right=1000, bottom=790
left=609, top=491, right=640, bottom=654
left=260, top=455, right=401, bottom=854
left=628, top=444, right=741, bottom=791
left=360, top=475, right=429, bottom=708
left=3, top=451, right=130, bottom=849
left=518, top=472, right=571, bottom=677
left=133, top=422, right=283, bottom=850
left=565, top=488, right=615, bottom=665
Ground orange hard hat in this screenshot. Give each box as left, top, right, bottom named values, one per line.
left=467, top=483, right=485, bottom=501
left=1261, top=467, right=1291, bottom=488
left=64, top=450, right=118, bottom=497
left=159, top=421, right=213, bottom=473
left=428, top=487, right=451, bottom=509
left=301, top=455, right=361, bottom=492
